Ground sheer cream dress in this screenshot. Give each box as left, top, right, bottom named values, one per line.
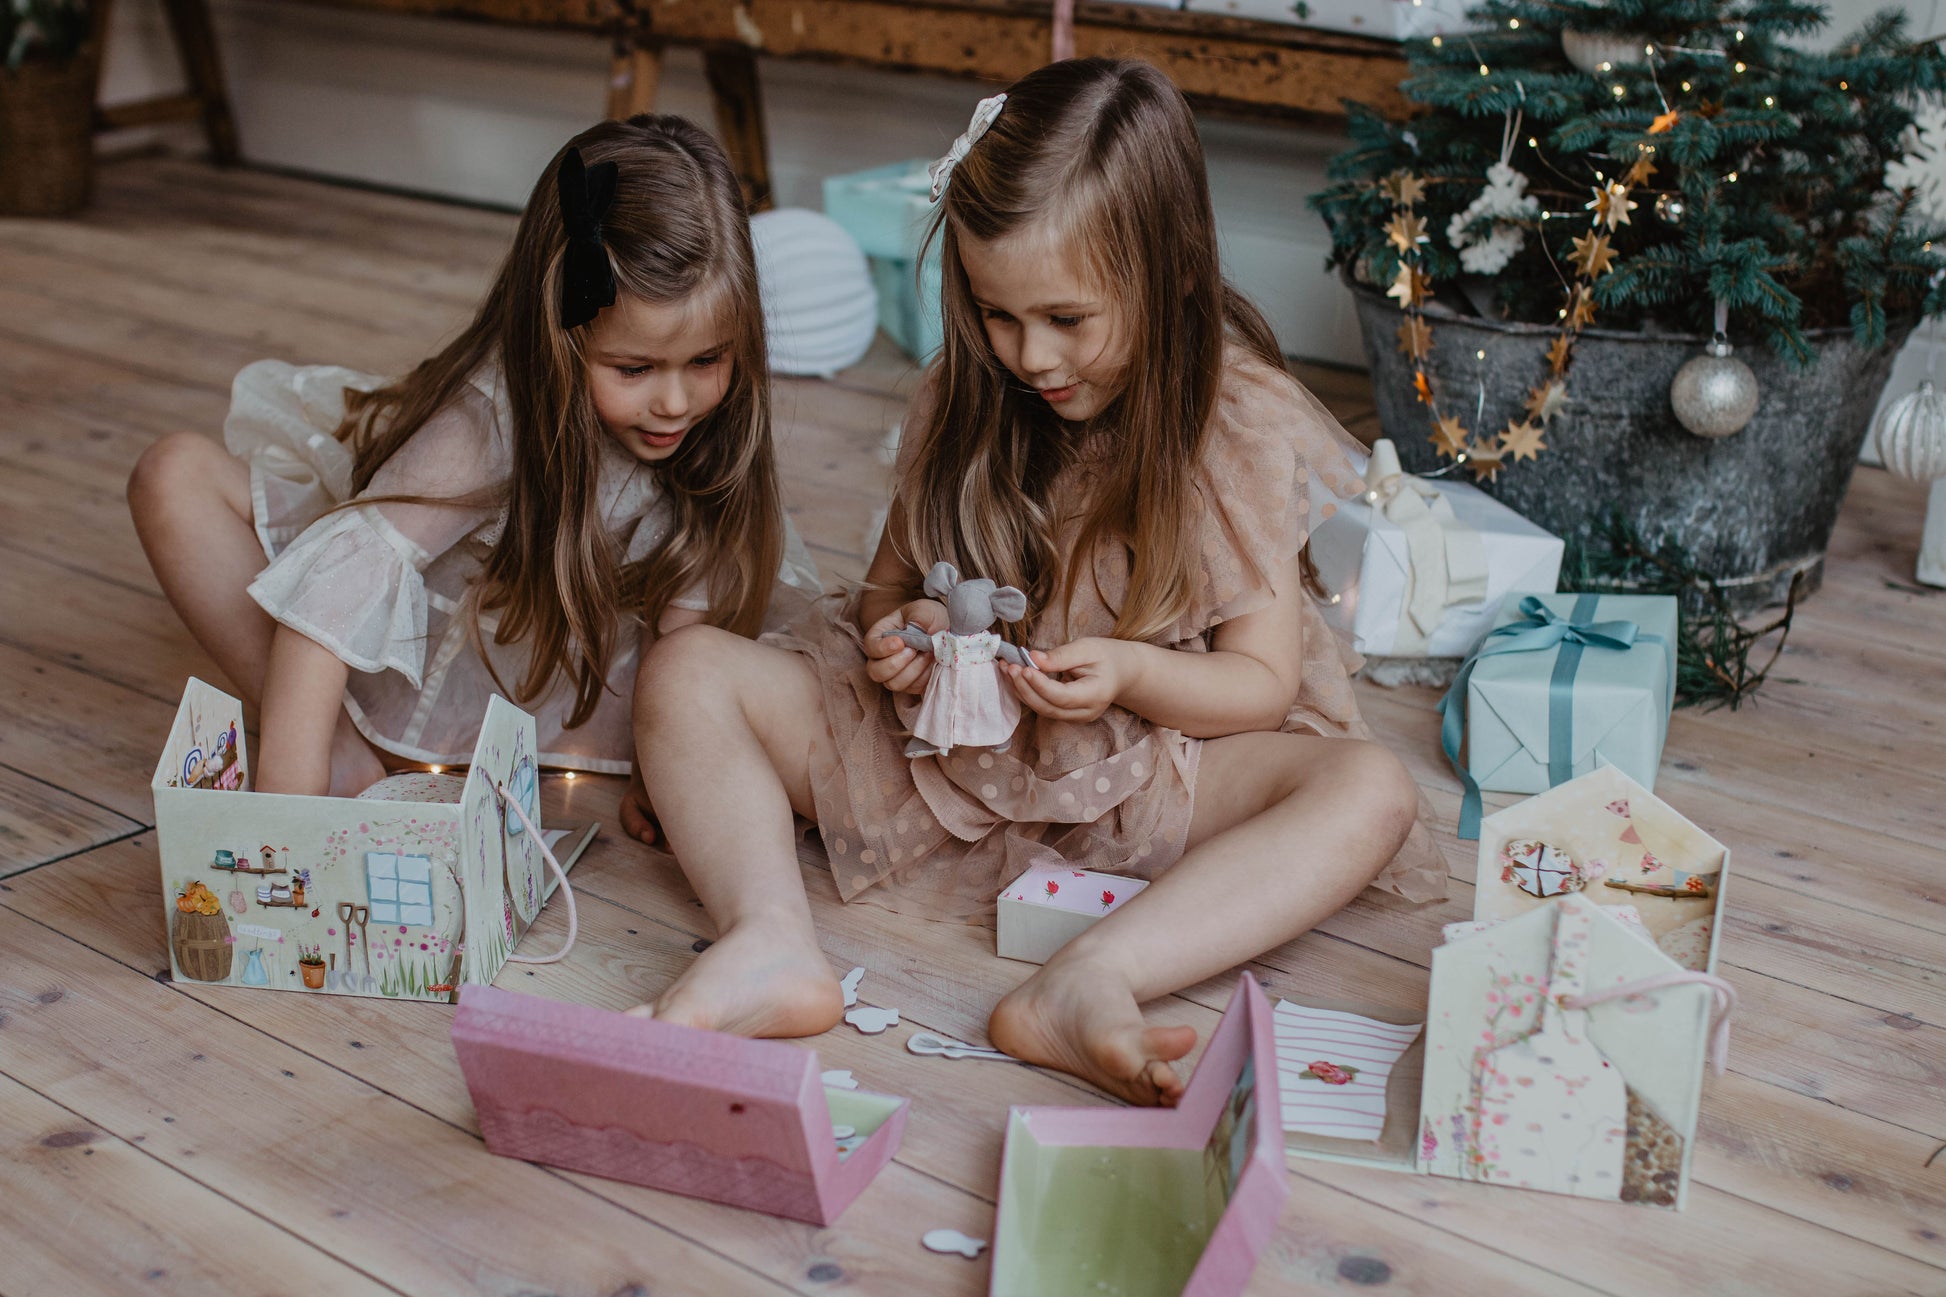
left=226, top=359, right=822, bottom=774
left=771, top=350, right=1448, bottom=922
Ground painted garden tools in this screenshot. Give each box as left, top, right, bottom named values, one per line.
left=356, top=905, right=376, bottom=993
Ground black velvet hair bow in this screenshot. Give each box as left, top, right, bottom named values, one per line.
left=557, top=146, right=619, bottom=329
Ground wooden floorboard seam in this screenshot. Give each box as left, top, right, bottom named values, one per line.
left=1, top=826, right=152, bottom=881
left=0, top=1061, right=418, bottom=1297
left=0, top=761, right=150, bottom=833
left=0, top=902, right=821, bottom=1297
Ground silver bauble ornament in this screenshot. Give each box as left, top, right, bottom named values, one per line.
left=1872, top=380, right=1946, bottom=482
left=1560, top=29, right=1650, bottom=74
left=1671, top=337, right=1760, bottom=438
left=1654, top=193, right=1685, bottom=225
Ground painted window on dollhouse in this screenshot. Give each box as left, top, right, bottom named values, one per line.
left=365, top=852, right=435, bottom=926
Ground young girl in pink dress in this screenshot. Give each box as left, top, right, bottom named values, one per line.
left=128, top=117, right=818, bottom=807
left=630, top=60, right=1447, bottom=1104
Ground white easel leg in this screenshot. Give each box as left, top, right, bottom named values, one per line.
left=1919, top=477, right=1946, bottom=588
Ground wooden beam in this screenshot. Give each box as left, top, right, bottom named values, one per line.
left=702, top=46, right=775, bottom=211
left=284, top=0, right=1411, bottom=120
left=606, top=40, right=664, bottom=118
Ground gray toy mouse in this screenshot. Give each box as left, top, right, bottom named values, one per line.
left=882, top=561, right=1034, bottom=758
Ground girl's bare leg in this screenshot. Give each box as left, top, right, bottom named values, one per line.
left=630, top=624, right=845, bottom=1037
left=128, top=432, right=385, bottom=795
left=988, top=732, right=1420, bottom=1105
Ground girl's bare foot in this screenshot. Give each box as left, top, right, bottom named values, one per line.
left=327, top=710, right=387, bottom=798
left=638, top=914, right=843, bottom=1038
left=989, top=955, right=1197, bottom=1106
left=618, top=785, right=661, bottom=847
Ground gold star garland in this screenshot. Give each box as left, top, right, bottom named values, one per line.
left=1374, top=139, right=1658, bottom=478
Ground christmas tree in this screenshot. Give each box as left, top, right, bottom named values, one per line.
left=1314, top=0, right=1946, bottom=364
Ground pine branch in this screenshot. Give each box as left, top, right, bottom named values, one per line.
left=1561, top=512, right=1801, bottom=710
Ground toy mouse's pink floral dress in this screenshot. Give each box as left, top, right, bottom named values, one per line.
left=225, top=359, right=821, bottom=773
left=772, top=349, right=1449, bottom=921
left=912, top=629, right=1021, bottom=753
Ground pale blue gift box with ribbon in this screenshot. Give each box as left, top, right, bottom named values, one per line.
left=1441, top=592, right=1678, bottom=839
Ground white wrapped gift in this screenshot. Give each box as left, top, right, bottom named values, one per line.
left=1310, top=440, right=1564, bottom=659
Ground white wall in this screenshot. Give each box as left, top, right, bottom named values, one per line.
left=98, top=0, right=1360, bottom=363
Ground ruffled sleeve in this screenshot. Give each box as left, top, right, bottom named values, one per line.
left=246, top=383, right=507, bottom=687
left=1171, top=351, right=1368, bottom=643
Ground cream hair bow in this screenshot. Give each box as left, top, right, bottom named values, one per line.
left=928, top=93, right=1008, bottom=202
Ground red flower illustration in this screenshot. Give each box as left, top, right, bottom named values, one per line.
left=1044, top=880, right=1059, bottom=898
left=1303, top=1060, right=1357, bottom=1085
left=1101, top=890, right=1115, bottom=909
left=1684, top=875, right=1707, bottom=893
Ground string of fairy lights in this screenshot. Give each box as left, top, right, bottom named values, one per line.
left=1382, top=16, right=1847, bottom=473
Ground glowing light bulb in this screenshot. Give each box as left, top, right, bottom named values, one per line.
left=1509, top=17, right=1519, bottom=28
left=1839, top=80, right=1849, bottom=90
left=1734, top=29, right=1744, bottom=41
left=1598, top=61, right=1613, bottom=72
left=565, top=771, right=577, bottom=780
left=1475, top=350, right=1486, bottom=360
left=1682, top=80, right=1692, bottom=91
left=1764, top=96, right=1774, bottom=106
left=1528, top=136, right=1539, bottom=147
left=429, top=765, right=443, bottom=774
left=1613, top=84, right=1627, bottom=98
left=1727, top=170, right=1739, bottom=182
left=1432, top=35, right=1442, bottom=46
left=1480, top=63, right=1491, bottom=76
left=1734, top=61, right=1746, bottom=73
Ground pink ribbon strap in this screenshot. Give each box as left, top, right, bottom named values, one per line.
left=1561, top=970, right=1737, bottom=1075
left=498, top=780, right=580, bottom=966
left=1052, top=0, right=1075, bottom=61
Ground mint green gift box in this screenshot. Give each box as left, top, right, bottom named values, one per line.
left=822, top=160, right=943, bottom=362
left=1442, top=591, right=1677, bottom=839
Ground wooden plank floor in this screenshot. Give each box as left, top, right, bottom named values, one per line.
left=1, top=154, right=1942, bottom=1296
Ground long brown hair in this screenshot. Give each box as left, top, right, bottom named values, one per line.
left=900, top=58, right=1285, bottom=642
left=336, top=115, right=783, bottom=727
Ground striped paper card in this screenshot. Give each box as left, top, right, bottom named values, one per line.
left=1274, top=1001, right=1423, bottom=1141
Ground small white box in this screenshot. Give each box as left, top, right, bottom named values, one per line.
left=1184, top=0, right=1470, bottom=39
left=996, top=863, right=1148, bottom=964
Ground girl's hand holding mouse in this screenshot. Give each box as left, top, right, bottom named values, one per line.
left=1006, top=637, right=1136, bottom=724
left=864, top=598, right=950, bottom=694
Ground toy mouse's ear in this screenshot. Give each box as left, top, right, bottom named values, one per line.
left=923, top=562, right=961, bottom=600
left=990, top=586, right=1028, bottom=622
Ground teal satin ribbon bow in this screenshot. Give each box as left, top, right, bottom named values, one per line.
left=1439, top=594, right=1641, bottom=840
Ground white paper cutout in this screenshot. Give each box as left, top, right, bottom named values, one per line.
left=840, top=966, right=866, bottom=1007
left=845, top=1006, right=900, bottom=1034
left=821, top=1069, right=859, bottom=1090
left=906, top=1030, right=1012, bottom=1062
left=921, top=1229, right=988, bottom=1259
left=1274, top=1001, right=1422, bottom=1141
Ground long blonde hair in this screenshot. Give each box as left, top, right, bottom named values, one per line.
left=899, top=58, right=1284, bottom=642
left=336, top=115, right=783, bottom=727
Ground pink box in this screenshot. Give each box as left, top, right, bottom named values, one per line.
left=988, top=975, right=1287, bottom=1297
left=450, top=986, right=908, bottom=1224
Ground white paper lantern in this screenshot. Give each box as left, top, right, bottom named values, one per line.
left=1872, top=380, right=1946, bottom=482
left=1560, top=29, right=1650, bottom=74
left=749, top=208, right=879, bottom=378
